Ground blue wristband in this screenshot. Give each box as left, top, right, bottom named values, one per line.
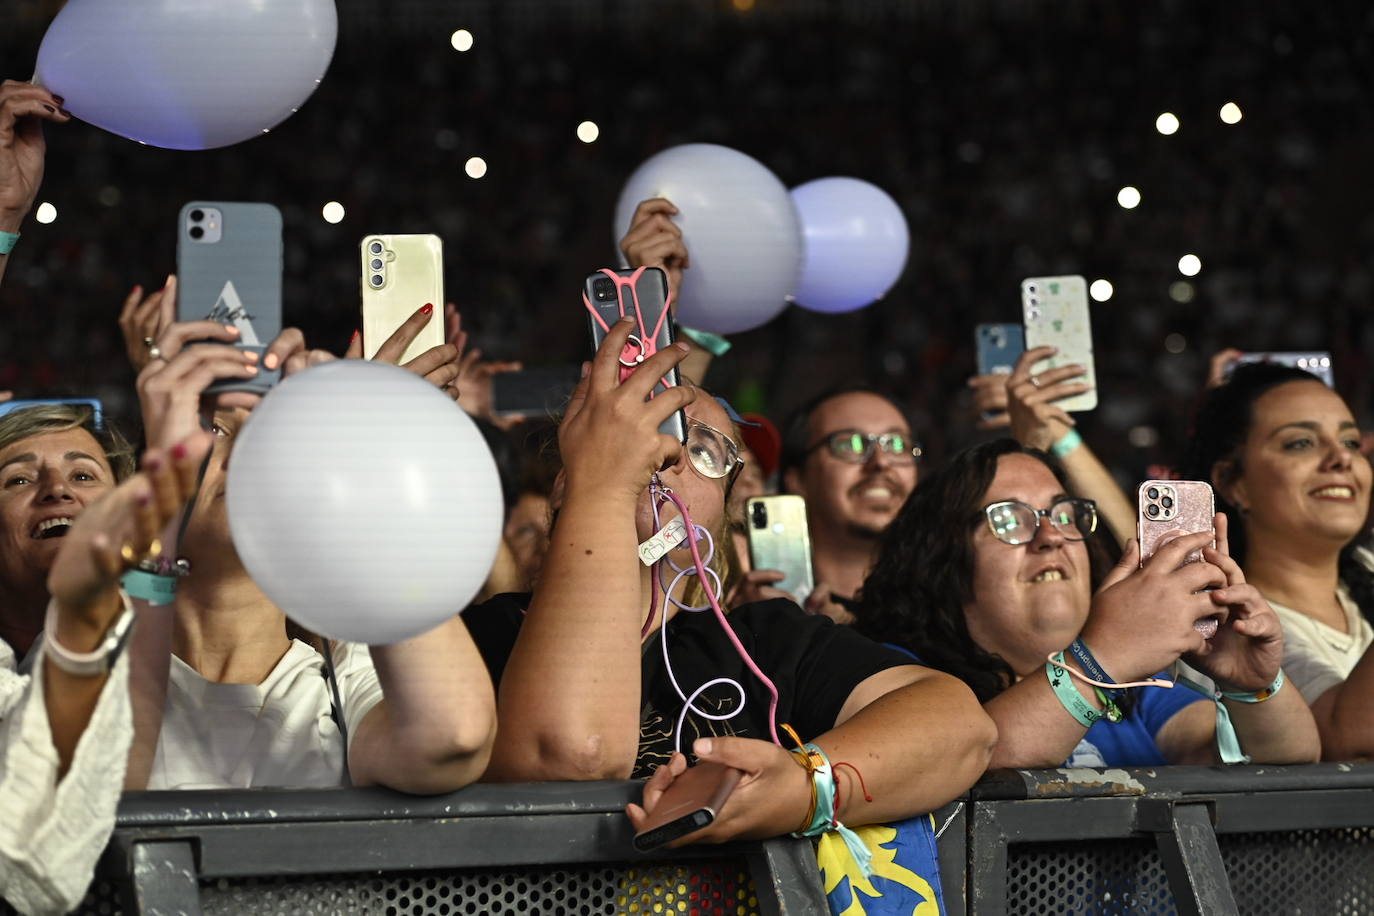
left=120, top=569, right=178, bottom=606
left=0, top=231, right=18, bottom=255
left=1050, top=428, right=1082, bottom=458
left=1067, top=639, right=1122, bottom=697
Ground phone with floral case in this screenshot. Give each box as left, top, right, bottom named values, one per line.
left=1021, top=276, right=1096, bottom=412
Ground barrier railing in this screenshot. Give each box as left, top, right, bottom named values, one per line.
left=6, top=763, right=1374, bottom=915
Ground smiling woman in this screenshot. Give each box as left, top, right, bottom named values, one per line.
left=0, top=404, right=135, bottom=655
left=855, top=438, right=1320, bottom=770
left=1181, top=363, right=1374, bottom=760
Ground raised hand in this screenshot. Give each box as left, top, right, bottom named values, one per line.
left=1002, top=346, right=1090, bottom=451
left=118, top=277, right=177, bottom=373
left=1187, top=513, right=1284, bottom=691
left=620, top=198, right=690, bottom=302
left=0, top=80, right=70, bottom=232
left=351, top=302, right=463, bottom=400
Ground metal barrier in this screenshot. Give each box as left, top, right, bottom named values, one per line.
left=5, top=764, right=1374, bottom=914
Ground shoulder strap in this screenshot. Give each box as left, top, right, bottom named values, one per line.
left=320, top=638, right=352, bottom=786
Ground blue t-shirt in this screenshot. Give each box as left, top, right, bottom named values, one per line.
left=1065, top=681, right=1206, bottom=767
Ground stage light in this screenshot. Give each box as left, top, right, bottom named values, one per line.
left=1169, top=281, right=1196, bottom=303
left=322, top=201, right=345, bottom=224
left=1165, top=333, right=1187, bottom=353
left=1089, top=279, right=1113, bottom=302
left=576, top=121, right=599, bottom=143
left=1117, top=186, right=1141, bottom=209
left=35, top=202, right=56, bottom=224
left=450, top=30, right=474, bottom=52
left=465, top=157, right=487, bottom=179
left=1220, top=102, right=1242, bottom=124
left=1178, top=254, right=1201, bottom=276
left=1155, top=112, right=1180, bottom=135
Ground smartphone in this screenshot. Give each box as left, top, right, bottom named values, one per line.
left=1227, top=352, right=1334, bottom=388
left=1020, top=276, right=1097, bottom=412
left=176, top=202, right=283, bottom=395
left=975, top=322, right=1025, bottom=376
left=1137, top=480, right=1214, bottom=567
left=632, top=761, right=743, bottom=853
left=746, top=495, right=815, bottom=604
left=0, top=398, right=103, bottom=430
left=584, top=267, right=686, bottom=442
left=361, top=234, right=445, bottom=366
left=491, top=366, right=582, bottom=419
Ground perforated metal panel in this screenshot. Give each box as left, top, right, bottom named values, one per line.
left=1220, top=828, right=1374, bottom=916
left=1007, top=839, right=1176, bottom=915
left=198, top=862, right=760, bottom=916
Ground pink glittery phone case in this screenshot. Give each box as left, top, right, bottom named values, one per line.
left=1137, top=480, right=1215, bottom=567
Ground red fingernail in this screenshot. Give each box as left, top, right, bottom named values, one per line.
left=421, top=303, right=434, bottom=315
left=43, top=105, right=56, bottom=113
left=130, top=284, right=142, bottom=294
left=52, top=95, right=65, bottom=105
left=351, top=329, right=360, bottom=343
left=172, top=443, right=188, bottom=460
left=144, top=455, right=162, bottom=471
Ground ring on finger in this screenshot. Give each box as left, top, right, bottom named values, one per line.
left=147, top=344, right=164, bottom=361
left=1029, top=376, right=1042, bottom=388
left=142, top=336, right=156, bottom=349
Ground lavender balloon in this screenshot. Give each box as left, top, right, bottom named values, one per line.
left=790, top=177, right=910, bottom=314
left=35, top=0, right=337, bottom=151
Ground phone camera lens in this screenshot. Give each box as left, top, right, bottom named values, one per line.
left=1147, top=486, right=1159, bottom=500
left=750, top=503, right=767, bottom=529
left=369, top=241, right=384, bottom=255
left=370, top=258, right=383, bottom=270
left=593, top=277, right=617, bottom=301
left=1161, top=496, right=1174, bottom=509
left=1147, top=504, right=1160, bottom=518
left=189, top=226, right=205, bottom=240
left=370, top=274, right=384, bottom=288
left=190, top=209, right=204, bottom=222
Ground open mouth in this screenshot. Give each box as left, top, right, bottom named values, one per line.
left=1030, top=568, right=1067, bottom=583
left=31, top=517, right=75, bottom=540
left=1310, top=486, right=1355, bottom=501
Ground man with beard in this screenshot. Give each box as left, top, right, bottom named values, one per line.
left=735, top=388, right=919, bottom=623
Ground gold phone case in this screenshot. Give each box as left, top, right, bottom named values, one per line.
left=361, top=234, right=445, bottom=366
left=746, top=495, right=815, bottom=603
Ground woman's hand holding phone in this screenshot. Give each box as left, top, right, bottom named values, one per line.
left=625, top=738, right=810, bottom=847
left=561, top=316, right=694, bottom=503
left=348, top=302, right=464, bottom=400
left=1003, top=346, right=1089, bottom=450
left=1081, top=532, right=1228, bottom=683
left=1186, top=513, right=1285, bottom=692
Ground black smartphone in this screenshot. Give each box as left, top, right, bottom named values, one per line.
left=491, top=366, right=583, bottom=419
left=584, top=267, right=687, bottom=443
left=632, top=761, right=743, bottom=853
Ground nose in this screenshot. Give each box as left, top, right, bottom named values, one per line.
left=36, top=468, right=76, bottom=504
left=1029, top=511, right=1066, bottom=551
left=1321, top=435, right=1355, bottom=471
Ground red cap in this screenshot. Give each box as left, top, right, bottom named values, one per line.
left=738, top=412, right=781, bottom=477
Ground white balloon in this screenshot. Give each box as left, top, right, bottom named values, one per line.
left=34, top=0, right=337, bottom=151
left=614, top=144, right=801, bottom=335
left=227, top=360, right=503, bottom=645
left=791, top=177, right=910, bottom=314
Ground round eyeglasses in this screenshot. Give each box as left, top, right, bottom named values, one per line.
left=686, top=420, right=744, bottom=481
left=806, top=430, right=922, bottom=464
left=983, top=497, right=1098, bottom=545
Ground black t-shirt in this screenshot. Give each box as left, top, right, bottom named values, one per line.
left=464, top=594, right=915, bottom=778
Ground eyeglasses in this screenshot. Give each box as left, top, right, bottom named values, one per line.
left=686, top=421, right=744, bottom=482
left=983, top=497, right=1098, bottom=545
left=805, top=430, right=922, bottom=464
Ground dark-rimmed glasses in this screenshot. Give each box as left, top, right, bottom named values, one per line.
left=983, top=498, right=1098, bottom=545
left=805, top=431, right=922, bottom=464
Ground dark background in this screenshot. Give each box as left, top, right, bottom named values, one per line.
left=4, top=0, right=1373, bottom=481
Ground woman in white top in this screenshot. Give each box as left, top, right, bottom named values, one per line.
left=1, top=424, right=211, bottom=914
left=1182, top=361, right=1374, bottom=759
left=134, top=308, right=497, bottom=793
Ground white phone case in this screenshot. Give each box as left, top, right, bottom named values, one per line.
left=1021, top=275, right=1097, bottom=412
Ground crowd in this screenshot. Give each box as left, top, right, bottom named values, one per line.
left=2, top=7, right=1374, bottom=915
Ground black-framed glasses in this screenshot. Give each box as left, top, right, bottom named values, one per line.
left=983, top=497, right=1098, bottom=545
left=805, top=430, right=922, bottom=464
left=686, top=420, right=744, bottom=482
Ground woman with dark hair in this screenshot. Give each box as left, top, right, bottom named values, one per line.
left=1179, top=362, right=1373, bottom=759
left=856, top=438, right=1318, bottom=768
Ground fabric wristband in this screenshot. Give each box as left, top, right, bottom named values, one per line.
left=0, top=231, right=18, bottom=255
left=676, top=325, right=732, bottom=357
left=1175, top=673, right=1250, bottom=764
left=1050, top=428, right=1083, bottom=459
left=42, top=592, right=136, bottom=677
left=788, top=739, right=873, bottom=877
left=1046, top=652, right=1103, bottom=728
left=1067, top=639, right=1121, bottom=698
left=120, top=568, right=179, bottom=606
left=1220, top=669, right=1285, bottom=704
